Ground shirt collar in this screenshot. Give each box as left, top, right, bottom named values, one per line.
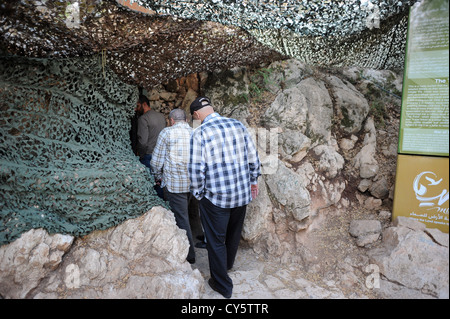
left=203, top=112, right=219, bottom=124
left=173, top=121, right=190, bottom=128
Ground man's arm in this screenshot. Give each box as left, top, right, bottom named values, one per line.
left=150, top=130, right=167, bottom=182
left=245, top=126, right=261, bottom=186
left=136, top=116, right=149, bottom=156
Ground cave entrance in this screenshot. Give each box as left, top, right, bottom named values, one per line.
left=129, top=74, right=206, bottom=249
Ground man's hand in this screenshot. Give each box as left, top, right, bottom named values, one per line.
left=251, top=184, right=259, bottom=200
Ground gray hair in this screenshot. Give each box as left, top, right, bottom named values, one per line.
left=169, top=108, right=187, bottom=122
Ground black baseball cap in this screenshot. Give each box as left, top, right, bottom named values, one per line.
left=190, top=97, right=211, bottom=115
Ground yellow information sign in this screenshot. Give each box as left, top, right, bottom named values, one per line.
left=393, top=155, right=449, bottom=232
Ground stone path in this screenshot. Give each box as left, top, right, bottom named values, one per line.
left=188, top=206, right=383, bottom=300
left=192, top=246, right=348, bottom=299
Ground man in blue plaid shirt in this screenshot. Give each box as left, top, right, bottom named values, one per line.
left=189, top=97, right=261, bottom=298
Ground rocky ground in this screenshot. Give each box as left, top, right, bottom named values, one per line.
left=194, top=204, right=448, bottom=300
left=194, top=205, right=381, bottom=299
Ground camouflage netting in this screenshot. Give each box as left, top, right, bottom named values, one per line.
left=0, top=0, right=422, bottom=245
left=0, top=0, right=421, bottom=86
left=0, top=55, right=166, bottom=245
left=0, top=0, right=284, bottom=88
left=130, top=0, right=420, bottom=69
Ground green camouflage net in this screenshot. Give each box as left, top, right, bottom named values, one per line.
left=0, top=0, right=421, bottom=87
left=0, top=55, right=166, bottom=246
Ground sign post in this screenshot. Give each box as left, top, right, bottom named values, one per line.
left=393, top=0, right=449, bottom=232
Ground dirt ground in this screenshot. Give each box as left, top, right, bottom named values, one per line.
left=190, top=203, right=390, bottom=299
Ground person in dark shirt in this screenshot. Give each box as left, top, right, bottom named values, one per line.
left=136, top=95, right=166, bottom=199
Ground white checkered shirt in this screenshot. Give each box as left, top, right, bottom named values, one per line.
left=150, top=122, right=193, bottom=193
left=189, top=113, right=261, bottom=208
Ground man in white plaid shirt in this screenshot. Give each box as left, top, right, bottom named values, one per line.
left=151, top=108, right=195, bottom=264
left=189, top=97, right=261, bottom=298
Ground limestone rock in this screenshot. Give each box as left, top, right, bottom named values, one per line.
left=279, top=129, right=311, bottom=162
left=0, top=206, right=204, bottom=299
left=369, top=222, right=449, bottom=299
left=203, top=66, right=250, bottom=117
left=349, top=220, right=382, bottom=247
left=265, top=160, right=311, bottom=223
left=425, top=228, right=449, bottom=248
left=339, top=135, right=358, bottom=151
left=393, top=216, right=426, bottom=232
left=327, top=75, right=370, bottom=134
left=265, top=59, right=313, bottom=94
left=353, top=118, right=379, bottom=179
left=311, top=179, right=347, bottom=211
left=369, top=177, right=389, bottom=199
left=0, top=229, right=74, bottom=299
left=263, top=85, right=308, bottom=131
left=313, top=145, right=345, bottom=179
left=361, top=69, right=403, bottom=96
left=358, top=179, right=372, bottom=192
left=263, top=77, right=333, bottom=142
left=243, top=180, right=273, bottom=242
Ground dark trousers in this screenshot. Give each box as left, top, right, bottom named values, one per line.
left=166, top=190, right=196, bottom=262
left=199, top=197, right=247, bottom=297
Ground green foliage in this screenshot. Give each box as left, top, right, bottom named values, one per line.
left=248, top=67, right=274, bottom=101
left=370, top=101, right=387, bottom=128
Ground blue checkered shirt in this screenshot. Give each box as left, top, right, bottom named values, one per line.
left=189, top=113, right=261, bottom=208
